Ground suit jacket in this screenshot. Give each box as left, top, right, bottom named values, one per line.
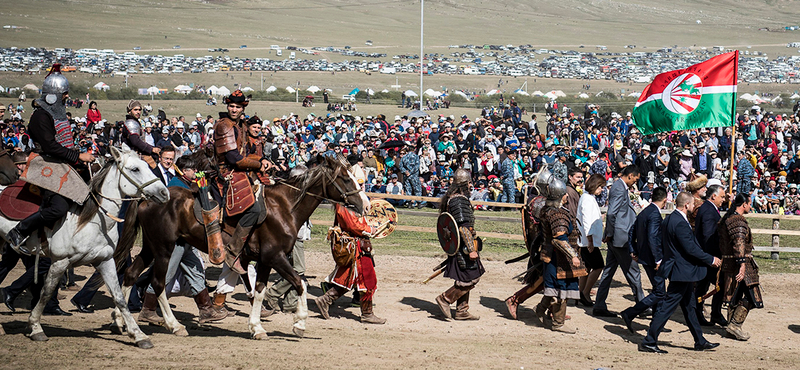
left=694, top=200, right=721, bottom=256
left=627, top=203, right=663, bottom=266
left=658, top=211, right=715, bottom=282
left=603, top=178, right=636, bottom=248
left=152, top=164, right=173, bottom=186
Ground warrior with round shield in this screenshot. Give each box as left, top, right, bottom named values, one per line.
left=435, top=168, right=483, bottom=321
left=5, top=64, right=95, bottom=250
left=533, top=170, right=587, bottom=333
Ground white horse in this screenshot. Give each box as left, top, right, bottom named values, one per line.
left=0, top=145, right=169, bottom=348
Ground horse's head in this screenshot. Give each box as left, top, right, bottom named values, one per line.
left=317, top=154, right=370, bottom=216
left=0, top=149, right=19, bottom=185
left=109, top=144, right=169, bottom=203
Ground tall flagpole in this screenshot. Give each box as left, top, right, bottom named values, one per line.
left=728, top=50, right=740, bottom=199
left=420, top=0, right=424, bottom=108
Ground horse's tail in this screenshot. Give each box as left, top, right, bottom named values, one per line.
left=114, top=199, right=140, bottom=273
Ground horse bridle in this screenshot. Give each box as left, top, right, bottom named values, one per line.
left=94, top=156, right=161, bottom=203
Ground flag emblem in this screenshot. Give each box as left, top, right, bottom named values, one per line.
left=662, top=73, right=702, bottom=114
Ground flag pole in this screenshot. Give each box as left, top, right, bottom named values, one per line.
left=728, top=51, right=739, bottom=200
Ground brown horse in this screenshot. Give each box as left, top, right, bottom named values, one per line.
left=0, top=149, right=20, bottom=185
left=114, top=153, right=369, bottom=339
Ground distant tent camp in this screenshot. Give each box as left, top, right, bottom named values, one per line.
left=348, top=88, right=360, bottom=96
left=265, top=86, right=277, bottom=93
left=93, top=82, right=110, bottom=91
left=173, top=84, right=192, bottom=94
left=241, top=87, right=254, bottom=92
left=286, top=86, right=296, bottom=93
left=306, top=85, right=320, bottom=93
left=22, top=83, right=38, bottom=91
left=403, top=90, right=418, bottom=97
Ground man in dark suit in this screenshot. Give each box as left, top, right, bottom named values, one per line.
left=594, top=166, right=645, bottom=317
left=639, top=192, right=721, bottom=354
left=693, top=183, right=728, bottom=327
left=621, top=187, right=668, bottom=329
left=153, top=146, right=176, bottom=186
left=692, top=142, right=713, bottom=176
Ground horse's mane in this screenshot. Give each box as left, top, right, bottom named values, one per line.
left=281, top=154, right=348, bottom=206
left=76, top=160, right=114, bottom=231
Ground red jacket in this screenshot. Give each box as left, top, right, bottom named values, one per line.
left=86, top=108, right=102, bottom=126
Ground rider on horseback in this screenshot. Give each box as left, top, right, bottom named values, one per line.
left=5, top=64, right=95, bottom=249
left=212, top=90, right=268, bottom=275
left=121, top=99, right=160, bottom=166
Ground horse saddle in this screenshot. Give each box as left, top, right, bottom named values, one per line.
left=0, top=180, right=43, bottom=221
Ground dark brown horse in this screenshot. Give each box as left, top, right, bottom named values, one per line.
left=0, top=149, right=20, bottom=185
left=114, top=152, right=368, bottom=339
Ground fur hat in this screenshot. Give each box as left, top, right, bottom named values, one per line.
left=126, top=99, right=142, bottom=112
left=685, top=174, right=708, bottom=193
left=224, top=90, right=250, bottom=106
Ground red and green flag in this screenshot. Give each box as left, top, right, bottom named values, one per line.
left=633, top=51, right=738, bottom=135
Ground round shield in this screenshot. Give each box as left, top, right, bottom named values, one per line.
left=437, top=212, right=460, bottom=256
left=365, top=199, right=398, bottom=239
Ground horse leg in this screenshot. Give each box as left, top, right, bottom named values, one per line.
left=95, top=258, right=153, bottom=349
left=270, top=253, right=307, bottom=337
left=248, top=261, right=272, bottom=340
left=28, top=258, right=69, bottom=342
left=111, top=284, right=133, bottom=335
left=156, top=291, right=187, bottom=336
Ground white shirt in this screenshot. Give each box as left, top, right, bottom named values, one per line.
left=676, top=209, right=689, bottom=226
left=577, top=193, right=603, bottom=247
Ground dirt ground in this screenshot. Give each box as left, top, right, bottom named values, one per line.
left=1, top=250, right=799, bottom=370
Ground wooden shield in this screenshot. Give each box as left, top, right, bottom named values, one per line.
left=21, top=153, right=90, bottom=205
left=365, top=199, right=398, bottom=239
left=437, top=212, right=460, bottom=256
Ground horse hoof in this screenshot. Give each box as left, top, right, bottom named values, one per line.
left=174, top=328, right=189, bottom=337
left=136, top=339, right=154, bottom=349
left=253, top=332, right=268, bottom=340
left=292, top=327, right=305, bottom=338
left=29, top=332, right=49, bottom=342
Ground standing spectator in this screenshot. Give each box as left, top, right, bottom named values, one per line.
left=86, top=101, right=102, bottom=129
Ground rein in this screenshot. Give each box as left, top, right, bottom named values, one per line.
left=275, top=165, right=359, bottom=209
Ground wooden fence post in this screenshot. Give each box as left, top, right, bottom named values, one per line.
left=772, top=217, right=780, bottom=260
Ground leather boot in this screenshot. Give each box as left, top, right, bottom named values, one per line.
left=454, top=291, right=480, bottom=321
left=224, top=224, right=254, bottom=275
left=435, top=286, right=461, bottom=320
left=725, top=304, right=751, bottom=341
left=360, top=299, right=386, bottom=324
left=315, top=286, right=344, bottom=320
left=550, top=299, right=576, bottom=334
left=506, top=283, right=541, bottom=320
left=202, top=205, right=225, bottom=265
left=212, top=293, right=228, bottom=311
left=196, top=288, right=228, bottom=324
left=534, top=296, right=552, bottom=325
left=138, top=292, right=164, bottom=326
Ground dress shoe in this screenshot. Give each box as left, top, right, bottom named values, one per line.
left=693, top=341, right=720, bottom=351
left=70, top=298, right=94, bottom=314
left=710, top=314, right=728, bottom=327
left=620, top=310, right=635, bottom=333
left=638, top=343, right=668, bottom=354
left=1, top=288, right=15, bottom=313
left=43, top=307, right=73, bottom=316
left=638, top=308, right=653, bottom=318
left=593, top=308, right=616, bottom=317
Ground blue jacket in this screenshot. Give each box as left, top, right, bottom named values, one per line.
left=399, top=152, right=420, bottom=175
left=628, top=203, right=663, bottom=266
left=658, top=211, right=715, bottom=282
left=694, top=200, right=721, bottom=256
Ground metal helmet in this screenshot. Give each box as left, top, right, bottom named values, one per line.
left=545, top=175, right=567, bottom=201
left=42, top=64, right=69, bottom=104
left=533, top=166, right=553, bottom=195
left=453, top=168, right=471, bottom=186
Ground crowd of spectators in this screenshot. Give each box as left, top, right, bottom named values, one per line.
left=3, top=97, right=800, bottom=214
